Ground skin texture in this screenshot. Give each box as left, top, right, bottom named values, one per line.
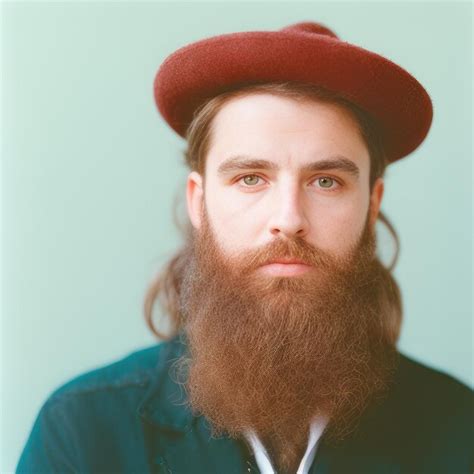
left=186, top=93, right=384, bottom=260
left=178, top=94, right=398, bottom=473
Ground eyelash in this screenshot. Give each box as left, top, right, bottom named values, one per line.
left=235, top=174, right=342, bottom=192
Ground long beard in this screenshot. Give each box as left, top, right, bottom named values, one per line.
left=175, top=205, right=399, bottom=469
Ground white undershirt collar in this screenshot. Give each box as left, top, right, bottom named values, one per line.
left=243, top=414, right=329, bottom=474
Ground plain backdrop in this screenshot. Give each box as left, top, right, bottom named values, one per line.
left=2, top=1, right=472, bottom=472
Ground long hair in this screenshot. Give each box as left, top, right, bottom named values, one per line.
left=144, top=81, right=403, bottom=344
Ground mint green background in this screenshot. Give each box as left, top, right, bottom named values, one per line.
left=2, top=1, right=472, bottom=472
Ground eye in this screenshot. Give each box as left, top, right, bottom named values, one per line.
left=238, top=174, right=264, bottom=187
left=313, top=176, right=340, bottom=190
left=236, top=174, right=341, bottom=191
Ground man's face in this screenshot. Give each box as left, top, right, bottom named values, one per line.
left=187, top=93, right=384, bottom=263
left=179, top=93, right=396, bottom=471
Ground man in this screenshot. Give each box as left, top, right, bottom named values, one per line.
left=17, top=21, right=472, bottom=474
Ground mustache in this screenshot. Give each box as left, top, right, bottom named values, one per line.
left=230, top=236, right=337, bottom=273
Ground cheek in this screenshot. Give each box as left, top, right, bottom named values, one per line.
left=308, top=196, right=369, bottom=251
left=204, top=187, right=263, bottom=252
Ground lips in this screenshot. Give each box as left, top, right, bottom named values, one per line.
left=259, top=259, right=313, bottom=276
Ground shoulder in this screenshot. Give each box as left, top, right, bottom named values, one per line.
left=347, top=352, right=473, bottom=471
left=390, top=351, right=473, bottom=429
left=39, top=335, right=187, bottom=416
left=383, top=352, right=472, bottom=460
left=34, top=339, right=177, bottom=424
left=17, top=337, right=182, bottom=472
left=393, top=353, right=473, bottom=468
left=396, top=351, right=473, bottom=407
left=48, top=342, right=165, bottom=401
left=358, top=351, right=473, bottom=442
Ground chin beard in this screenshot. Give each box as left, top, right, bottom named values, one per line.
left=174, top=206, right=399, bottom=468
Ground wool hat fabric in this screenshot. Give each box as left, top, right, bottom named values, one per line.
left=153, top=21, right=433, bottom=164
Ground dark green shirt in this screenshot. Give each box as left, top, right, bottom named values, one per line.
left=17, top=334, right=473, bottom=473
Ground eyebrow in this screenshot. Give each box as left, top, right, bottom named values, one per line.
left=216, top=154, right=360, bottom=179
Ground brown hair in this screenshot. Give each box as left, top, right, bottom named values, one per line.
left=144, top=81, right=402, bottom=341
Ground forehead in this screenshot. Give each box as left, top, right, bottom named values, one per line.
left=206, top=93, right=370, bottom=174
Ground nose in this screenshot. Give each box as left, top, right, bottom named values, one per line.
left=268, top=185, right=310, bottom=239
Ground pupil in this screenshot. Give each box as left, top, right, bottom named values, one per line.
left=320, top=177, right=332, bottom=187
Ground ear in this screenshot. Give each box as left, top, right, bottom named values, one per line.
left=186, top=171, right=204, bottom=229
left=369, top=177, right=384, bottom=227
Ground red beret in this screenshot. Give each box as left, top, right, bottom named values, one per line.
left=153, top=21, right=433, bottom=164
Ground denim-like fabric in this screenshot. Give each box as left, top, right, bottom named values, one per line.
left=17, top=333, right=473, bottom=473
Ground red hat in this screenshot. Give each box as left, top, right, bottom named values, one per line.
left=153, top=21, right=433, bottom=164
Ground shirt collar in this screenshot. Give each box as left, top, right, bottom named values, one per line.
left=243, top=414, right=330, bottom=474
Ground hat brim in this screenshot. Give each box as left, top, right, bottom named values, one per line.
left=154, top=29, right=433, bottom=163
